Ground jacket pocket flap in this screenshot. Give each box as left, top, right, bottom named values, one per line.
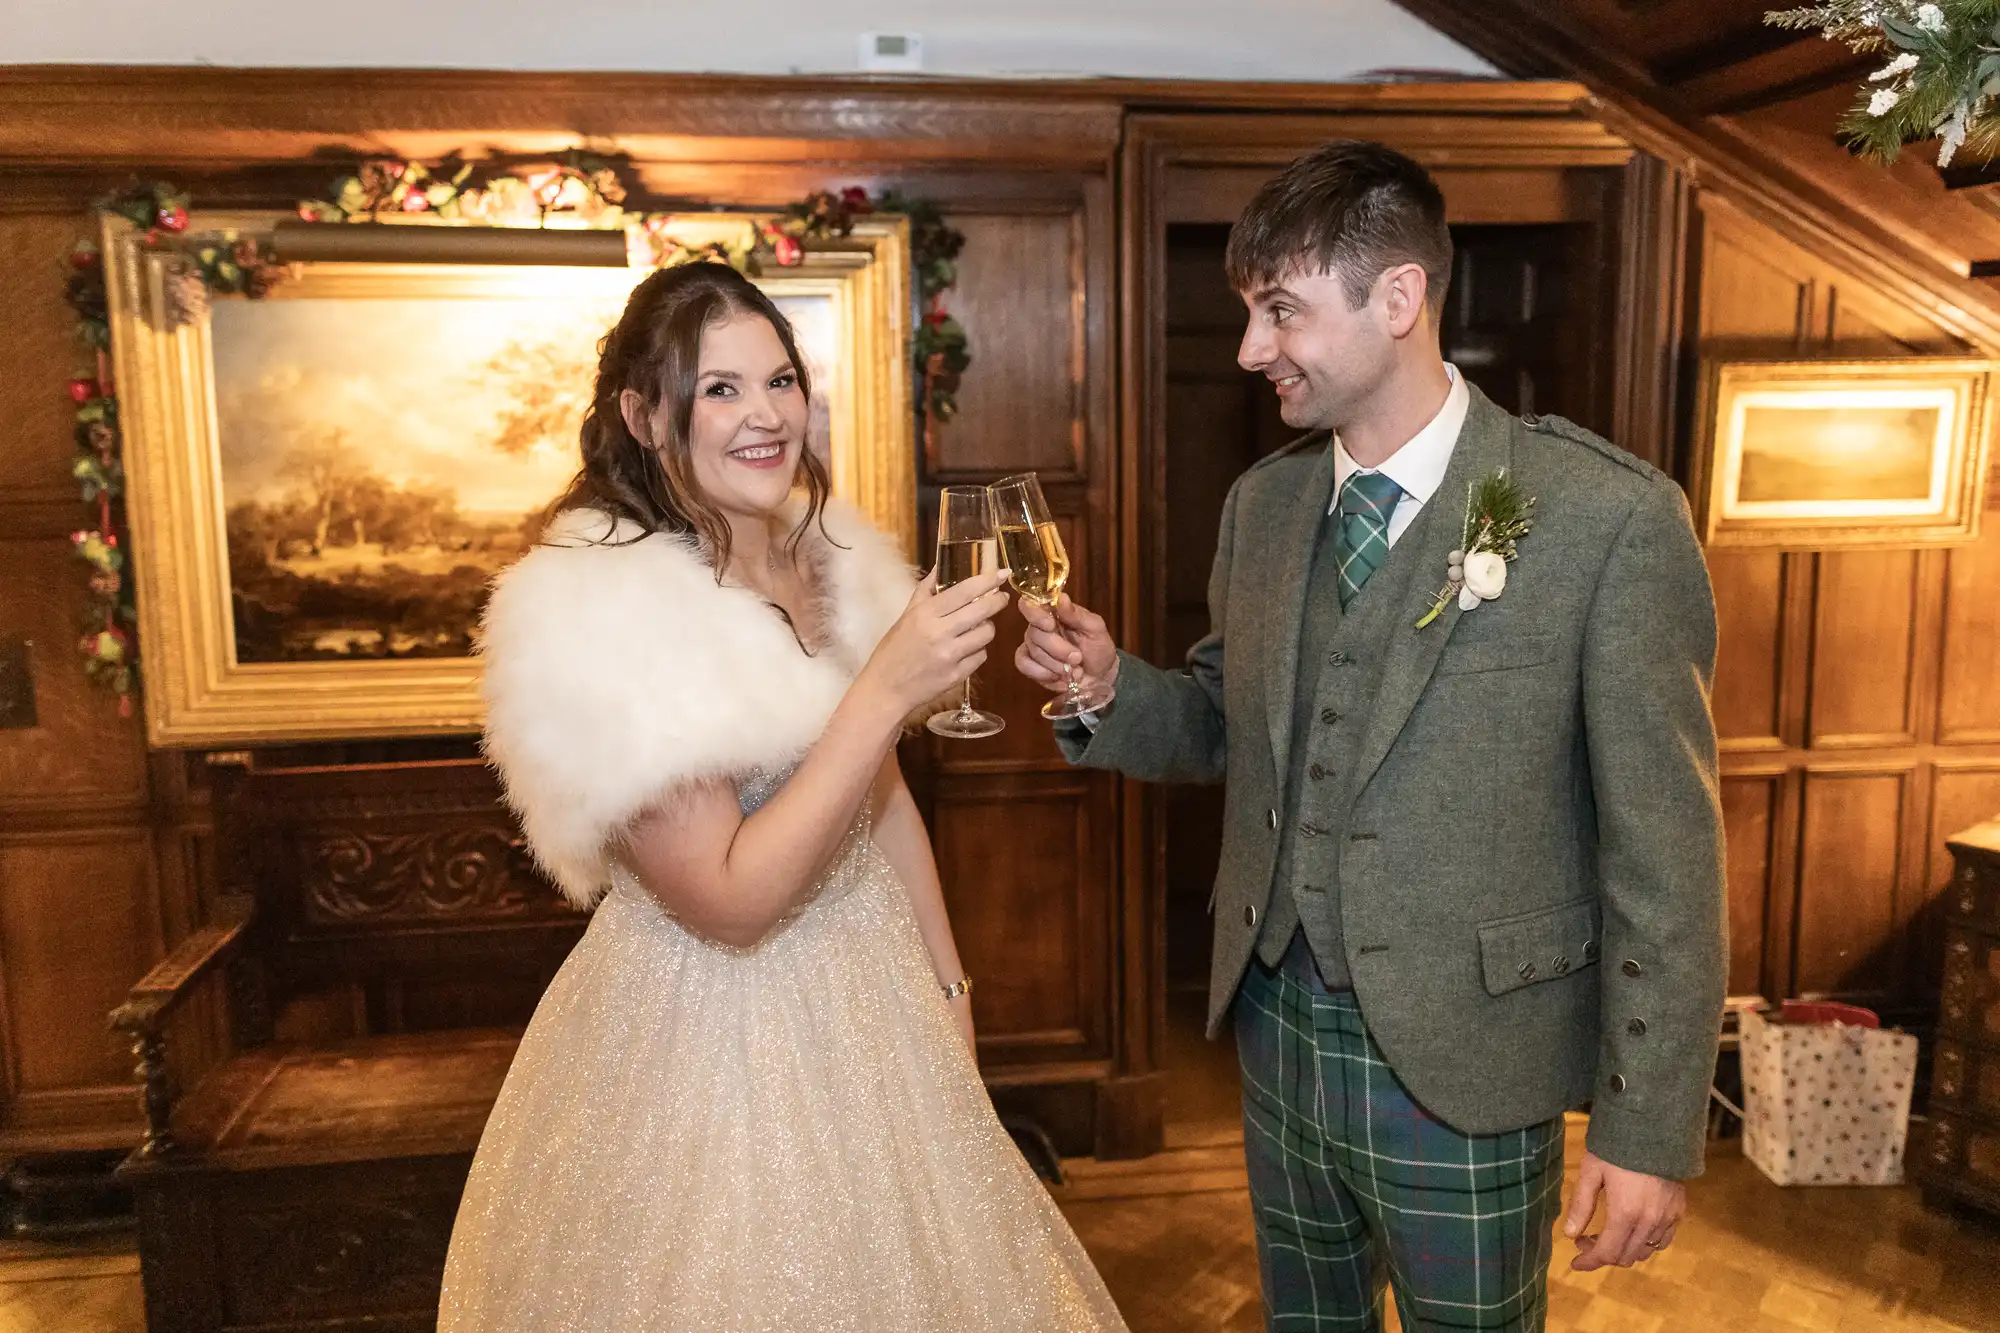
left=1477, top=896, right=1601, bottom=997
left=1435, top=631, right=1556, bottom=677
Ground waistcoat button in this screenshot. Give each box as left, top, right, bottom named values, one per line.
left=1320, top=708, right=1340, bottom=725
left=1328, top=651, right=1349, bottom=666
left=1308, top=763, right=1328, bottom=781
left=1627, top=1018, right=1648, bottom=1037
left=1608, top=1073, right=1628, bottom=1095
left=1266, top=808, right=1279, bottom=831
left=1243, top=904, right=1259, bottom=928
left=1621, top=959, right=1643, bottom=978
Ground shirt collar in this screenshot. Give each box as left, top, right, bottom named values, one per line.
left=1332, top=364, right=1468, bottom=508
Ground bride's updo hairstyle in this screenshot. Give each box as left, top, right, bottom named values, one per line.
left=548, top=261, right=833, bottom=574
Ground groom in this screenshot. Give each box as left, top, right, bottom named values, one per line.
left=1017, top=140, right=1726, bottom=1330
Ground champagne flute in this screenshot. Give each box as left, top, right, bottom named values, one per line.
left=925, top=486, right=1007, bottom=740
left=988, top=472, right=1111, bottom=721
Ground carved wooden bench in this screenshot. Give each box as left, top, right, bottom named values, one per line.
left=110, top=756, right=583, bottom=1333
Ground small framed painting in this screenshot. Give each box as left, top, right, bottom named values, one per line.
left=1694, top=358, right=1994, bottom=550
left=104, top=210, right=913, bottom=747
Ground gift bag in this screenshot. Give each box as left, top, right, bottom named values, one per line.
left=1739, top=1005, right=1917, bottom=1186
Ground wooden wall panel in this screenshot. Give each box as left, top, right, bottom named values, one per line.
left=0, top=830, right=158, bottom=1139
left=0, top=541, right=149, bottom=812
left=1795, top=772, right=1907, bottom=1001
left=1809, top=550, right=1920, bottom=748
left=1709, top=551, right=1784, bottom=745
left=1940, top=535, right=2000, bottom=744
left=0, top=215, right=85, bottom=501
left=1695, top=192, right=1999, bottom=1022
left=1721, top=776, right=1776, bottom=998
left=929, top=211, right=1084, bottom=480
left=931, top=778, right=1108, bottom=1061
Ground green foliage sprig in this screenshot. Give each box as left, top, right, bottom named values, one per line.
left=1767, top=0, right=2000, bottom=165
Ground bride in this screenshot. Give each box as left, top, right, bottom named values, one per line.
left=440, top=261, right=1128, bottom=1331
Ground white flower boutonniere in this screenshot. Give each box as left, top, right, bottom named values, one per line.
left=1415, top=469, right=1536, bottom=629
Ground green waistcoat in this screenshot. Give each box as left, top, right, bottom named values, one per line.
left=1257, top=495, right=1441, bottom=982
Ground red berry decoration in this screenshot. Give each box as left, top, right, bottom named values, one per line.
left=69, top=247, right=99, bottom=271
left=773, top=234, right=804, bottom=267
left=840, top=186, right=872, bottom=212
left=402, top=193, right=430, bottom=213
left=68, top=378, right=96, bottom=404
left=157, top=205, right=189, bottom=233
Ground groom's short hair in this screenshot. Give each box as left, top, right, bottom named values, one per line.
left=1225, top=139, right=1453, bottom=319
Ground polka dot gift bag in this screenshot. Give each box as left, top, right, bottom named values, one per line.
left=1740, top=1002, right=1918, bottom=1187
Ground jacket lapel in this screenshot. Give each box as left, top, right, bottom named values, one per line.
left=1348, top=387, right=1515, bottom=795
left=1263, top=439, right=1339, bottom=784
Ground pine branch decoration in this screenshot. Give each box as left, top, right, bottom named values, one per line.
left=1766, top=1, right=2000, bottom=167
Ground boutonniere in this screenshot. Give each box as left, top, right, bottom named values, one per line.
left=1415, top=469, right=1536, bottom=629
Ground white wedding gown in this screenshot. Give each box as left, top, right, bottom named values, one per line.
left=438, top=767, right=1128, bottom=1332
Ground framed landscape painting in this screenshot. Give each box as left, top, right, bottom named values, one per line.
left=105, top=211, right=912, bottom=746
left=1694, top=358, right=1993, bottom=550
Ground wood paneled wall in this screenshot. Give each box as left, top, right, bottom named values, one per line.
left=1693, top=194, right=2000, bottom=1022
left=0, top=68, right=1128, bottom=1154
left=2, top=65, right=1993, bottom=1161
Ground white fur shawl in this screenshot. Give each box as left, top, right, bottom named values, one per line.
left=479, top=498, right=915, bottom=909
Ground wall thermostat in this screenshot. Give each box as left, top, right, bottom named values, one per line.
left=860, top=32, right=924, bottom=73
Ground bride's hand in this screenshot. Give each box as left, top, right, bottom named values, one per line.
left=855, top=569, right=1012, bottom=718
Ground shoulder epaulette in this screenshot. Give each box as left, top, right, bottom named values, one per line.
left=1518, top=413, right=1661, bottom=482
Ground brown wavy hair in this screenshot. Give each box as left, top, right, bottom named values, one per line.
left=547, top=262, right=832, bottom=574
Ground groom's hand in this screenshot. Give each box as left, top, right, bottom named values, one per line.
left=1015, top=595, right=1120, bottom=700
left=1563, top=1149, right=1685, bottom=1271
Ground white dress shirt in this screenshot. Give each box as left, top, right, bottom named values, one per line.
left=1330, top=363, right=1468, bottom=551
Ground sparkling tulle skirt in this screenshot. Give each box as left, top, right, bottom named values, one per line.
left=437, top=801, right=1126, bottom=1333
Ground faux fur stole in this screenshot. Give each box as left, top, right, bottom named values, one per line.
left=479, top=498, right=915, bottom=909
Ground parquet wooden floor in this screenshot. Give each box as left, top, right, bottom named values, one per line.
left=1052, top=1117, right=2000, bottom=1333
left=7, top=1032, right=2000, bottom=1333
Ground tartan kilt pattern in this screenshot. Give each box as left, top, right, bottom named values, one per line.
left=1234, top=952, right=1564, bottom=1332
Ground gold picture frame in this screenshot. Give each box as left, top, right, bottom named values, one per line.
left=104, top=211, right=913, bottom=747
left=1693, top=357, right=1993, bottom=550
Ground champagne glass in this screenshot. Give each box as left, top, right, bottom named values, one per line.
left=988, top=473, right=1111, bottom=721
left=925, top=486, right=1007, bottom=740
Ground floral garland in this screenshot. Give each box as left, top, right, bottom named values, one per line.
left=62, top=161, right=970, bottom=713
left=1767, top=1, right=2000, bottom=166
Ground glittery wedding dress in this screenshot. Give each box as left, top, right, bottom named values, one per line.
left=441, top=500, right=1127, bottom=1333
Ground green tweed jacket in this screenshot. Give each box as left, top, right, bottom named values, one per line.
left=1060, top=386, right=1727, bottom=1180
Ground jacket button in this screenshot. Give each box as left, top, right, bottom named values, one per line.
left=1244, top=904, right=1259, bottom=928
left=1320, top=708, right=1340, bottom=725
left=1609, top=1074, right=1627, bottom=1095
left=1627, top=1018, right=1648, bottom=1037
left=1552, top=955, right=1570, bottom=976
left=1621, top=959, right=1643, bottom=978
left=1584, top=940, right=1599, bottom=962
left=1308, top=763, right=1328, bottom=782
left=1518, top=962, right=1537, bottom=981
left=1266, top=808, right=1279, bottom=831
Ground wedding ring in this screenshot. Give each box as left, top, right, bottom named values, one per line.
left=1645, top=1238, right=1662, bottom=1249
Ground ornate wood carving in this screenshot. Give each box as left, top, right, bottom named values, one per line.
left=300, top=828, right=552, bottom=925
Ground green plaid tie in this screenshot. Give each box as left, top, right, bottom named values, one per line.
left=1333, top=471, right=1403, bottom=608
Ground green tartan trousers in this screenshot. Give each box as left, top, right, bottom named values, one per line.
left=1234, top=939, right=1565, bottom=1332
